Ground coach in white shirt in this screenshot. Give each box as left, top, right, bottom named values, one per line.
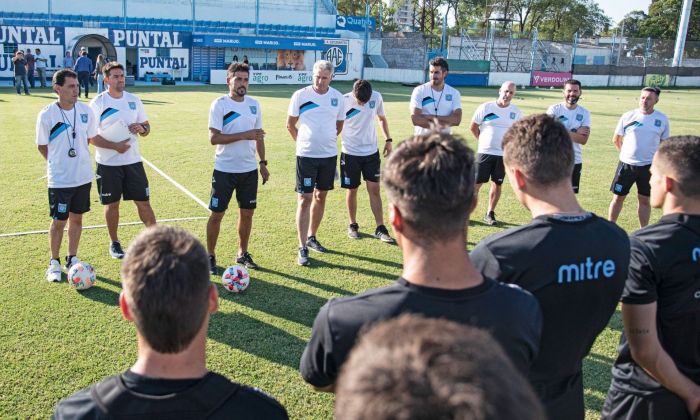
left=608, top=87, right=670, bottom=228
left=546, top=79, right=591, bottom=194
left=36, top=69, right=99, bottom=282
left=470, top=81, right=521, bottom=226
left=340, top=79, right=394, bottom=243
left=286, top=60, right=345, bottom=266
left=410, top=57, right=462, bottom=136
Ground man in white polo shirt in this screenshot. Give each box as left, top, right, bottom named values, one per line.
left=89, top=62, right=156, bottom=259
left=286, top=60, right=345, bottom=266
left=36, top=69, right=99, bottom=282
left=608, top=87, right=670, bottom=228
left=340, top=79, right=394, bottom=243
left=546, top=79, right=591, bottom=194
left=206, top=62, right=269, bottom=274
left=410, top=57, right=462, bottom=135
left=470, top=81, right=521, bottom=226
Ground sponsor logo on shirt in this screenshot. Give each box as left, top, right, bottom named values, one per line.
left=654, top=119, right=661, bottom=127
left=331, top=98, right=338, bottom=107
left=557, top=257, right=616, bottom=284
left=128, top=101, right=136, bottom=110
left=81, top=114, right=88, bottom=123
left=369, top=100, right=375, bottom=109
left=446, top=94, right=452, bottom=101
left=576, top=114, right=583, bottom=121
left=250, top=106, right=257, bottom=115
left=509, top=112, right=517, bottom=119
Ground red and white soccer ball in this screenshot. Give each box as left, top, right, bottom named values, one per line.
left=221, top=265, right=250, bottom=293
left=67, top=262, right=96, bottom=290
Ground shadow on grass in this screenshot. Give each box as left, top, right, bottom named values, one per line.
left=325, top=248, right=402, bottom=270
left=77, top=276, right=121, bottom=306
left=583, top=352, right=615, bottom=414
left=209, top=310, right=306, bottom=370
left=469, top=219, right=520, bottom=228
left=608, top=309, right=623, bottom=332
left=217, top=277, right=327, bottom=328
left=140, top=99, right=173, bottom=105
left=256, top=266, right=353, bottom=296
left=307, top=257, right=397, bottom=282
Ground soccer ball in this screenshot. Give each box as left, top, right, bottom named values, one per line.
left=68, top=262, right=96, bottom=290
left=221, top=265, right=250, bottom=293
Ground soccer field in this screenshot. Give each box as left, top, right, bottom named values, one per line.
left=0, top=82, right=698, bottom=418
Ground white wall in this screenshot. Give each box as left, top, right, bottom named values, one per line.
left=488, top=72, right=530, bottom=86
left=573, top=75, right=609, bottom=87
left=675, top=76, right=700, bottom=87
left=609, top=75, right=643, bottom=87
left=364, top=68, right=423, bottom=84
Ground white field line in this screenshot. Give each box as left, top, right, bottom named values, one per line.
left=142, top=157, right=210, bottom=211
left=0, top=216, right=208, bottom=238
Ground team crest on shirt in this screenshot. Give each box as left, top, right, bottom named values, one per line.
left=331, top=98, right=338, bottom=107
left=576, top=114, right=583, bottom=121
left=510, top=112, right=516, bottom=119
left=128, top=102, right=136, bottom=110
left=250, top=106, right=257, bottom=115
left=446, top=94, right=453, bottom=101
left=369, top=100, right=375, bottom=109
left=654, top=119, right=661, bottom=127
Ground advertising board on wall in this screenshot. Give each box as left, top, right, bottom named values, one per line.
left=531, top=71, right=572, bottom=87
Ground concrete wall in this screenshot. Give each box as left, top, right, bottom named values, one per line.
left=573, top=75, right=609, bottom=87
left=488, top=72, right=530, bottom=87
left=365, top=67, right=424, bottom=84
left=379, top=32, right=426, bottom=70
left=675, top=76, right=700, bottom=86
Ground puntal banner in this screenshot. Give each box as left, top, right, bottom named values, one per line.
left=531, top=71, right=572, bottom=87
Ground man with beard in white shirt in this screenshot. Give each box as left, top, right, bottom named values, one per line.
left=287, top=60, right=345, bottom=266
left=340, top=79, right=394, bottom=243
left=608, top=87, right=670, bottom=228
left=410, top=57, right=462, bottom=136
left=470, top=81, right=521, bottom=226
left=546, top=79, right=591, bottom=194
left=89, top=62, right=156, bottom=259
left=36, top=69, right=100, bottom=281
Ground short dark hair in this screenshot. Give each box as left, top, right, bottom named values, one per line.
left=656, top=135, right=700, bottom=198
left=102, top=61, right=125, bottom=78
left=353, top=79, right=372, bottom=103
left=53, top=69, right=78, bottom=86
left=227, top=62, right=250, bottom=77
left=335, top=314, right=544, bottom=420
left=382, top=130, right=475, bottom=241
left=502, top=114, right=574, bottom=185
left=121, top=226, right=211, bottom=354
left=642, top=86, right=661, bottom=96
left=564, top=79, right=581, bottom=89
left=429, top=56, right=449, bottom=72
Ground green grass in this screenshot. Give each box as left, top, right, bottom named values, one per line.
left=0, top=82, right=698, bottom=419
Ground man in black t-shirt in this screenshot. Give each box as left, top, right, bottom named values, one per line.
left=471, top=114, right=630, bottom=420
left=53, top=226, right=287, bottom=419
left=299, top=130, right=543, bottom=392
left=602, top=136, right=700, bottom=420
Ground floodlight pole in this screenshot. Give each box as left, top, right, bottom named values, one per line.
left=361, top=1, right=370, bottom=79
left=48, top=0, right=52, bottom=25
left=672, top=0, right=694, bottom=66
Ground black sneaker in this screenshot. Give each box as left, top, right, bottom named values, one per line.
left=236, top=251, right=259, bottom=269
left=297, top=247, right=310, bottom=266
left=109, top=241, right=125, bottom=259
left=64, top=255, right=80, bottom=271
left=374, top=225, right=395, bottom=243
left=485, top=211, right=498, bottom=226
left=209, top=255, right=217, bottom=275
left=348, top=223, right=360, bottom=239
left=306, top=236, right=327, bottom=253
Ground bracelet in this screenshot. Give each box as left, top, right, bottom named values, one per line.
left=259, top=160, right=268, bottom=166
left=385, top=138, right=393, bottom=143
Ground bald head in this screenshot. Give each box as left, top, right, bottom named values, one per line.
left=498, top=81, right=516, bottom=107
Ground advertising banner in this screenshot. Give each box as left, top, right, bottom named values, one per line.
left=323, top=39, right=348, bottom=75
left=335, top=15, right=375, bottom=31
left=193, top=35, right=326, bottom=51
left=531, top=71, right=572, bottom=87
left=644, top=74, right=670, bottom=87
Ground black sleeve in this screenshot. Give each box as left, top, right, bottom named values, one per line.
left=621, top=236, right=658, bottom=305
left=53, top=387, right=104, bottom=420
left=299, top=302, right=338, bottom=388
left=470, top=243, right=503, bottom=279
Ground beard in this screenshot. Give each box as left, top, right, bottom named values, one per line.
left=566, top=96, right=580, bottom=105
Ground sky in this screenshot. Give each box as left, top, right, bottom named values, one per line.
left=594, top=0, right=653, bottom=23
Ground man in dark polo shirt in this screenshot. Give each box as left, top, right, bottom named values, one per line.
left=299, top=130, right=543, bottom=391
left=471, top=114, right=630, bottom=420
left=602, top=136, right=700, bottom=420
left=53, top=226, right=287, bottom=419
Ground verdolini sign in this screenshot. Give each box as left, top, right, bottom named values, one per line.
left=531, top=71, right=572, bottom=87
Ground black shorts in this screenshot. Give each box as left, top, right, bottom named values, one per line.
left=48, top=182, right=91, bottom=220
left=601, top=387, right=691, bottom=420
left=572, top=163, right=582, bottom=194
left=533, top=372, right=585, bottom=420
left=475, top=154, right=505, bottom=185
left=296, top=156, right=336, bottom=194
left=340, top=151, right=381, bottom=189
left=610, top=162, right=652, bottom=197
left=209, top=169, right=258, bottom=212
left=97, top=162, right=150, bottom=204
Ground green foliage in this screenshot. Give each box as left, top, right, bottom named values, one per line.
left=619, top=0, right=700, bottom=40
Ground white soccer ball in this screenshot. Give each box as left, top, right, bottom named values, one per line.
left=68, top=262, right=96, bottom=290
left=221, top=265, right=250, bottom=293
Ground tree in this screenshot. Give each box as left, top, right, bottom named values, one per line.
left=638, top=0, right=700, bottom=40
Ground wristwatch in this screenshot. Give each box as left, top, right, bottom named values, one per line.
left=259, top=160, right=268, bottom=166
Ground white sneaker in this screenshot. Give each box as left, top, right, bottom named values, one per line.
left=64, top=256, right=80, bottom=271
left=46, top=260, right=62, bottom=282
